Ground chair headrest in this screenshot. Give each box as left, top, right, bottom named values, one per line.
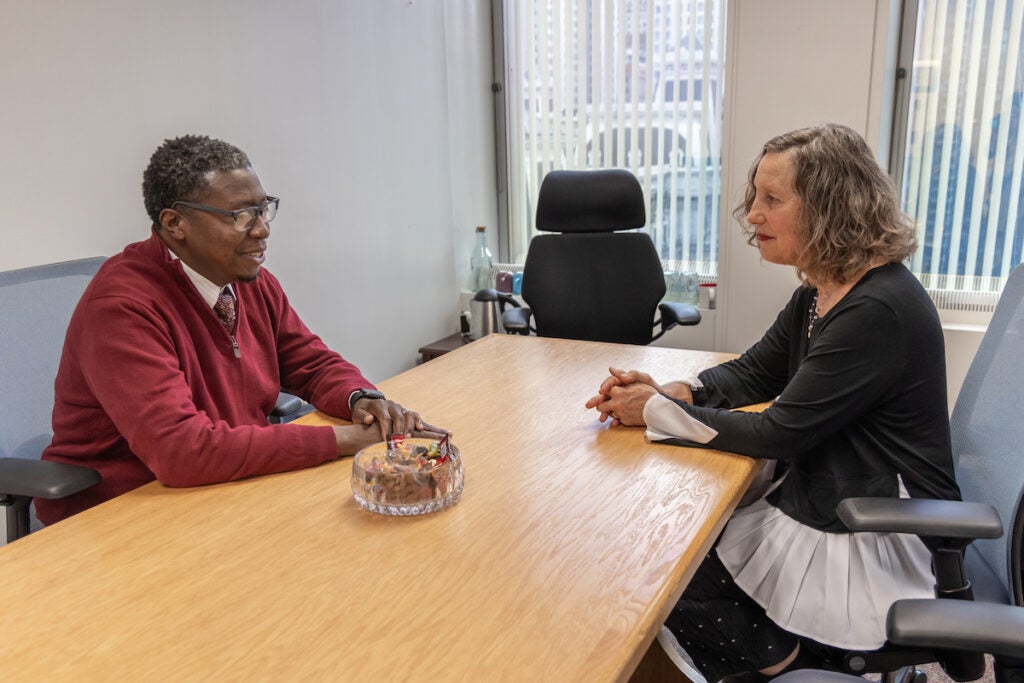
left=535, top=169, right=646, bottom=233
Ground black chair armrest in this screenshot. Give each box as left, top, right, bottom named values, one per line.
left=271, top=391, right=304, bottom=419
left=269, top=391, right=316, bottom=424
left=837, top=497, right=1004, bottom=540
left=0, top=458, right=100, bottom=499
left=887, top=599, right=1024, bottom=659
left=502, top=307, right=533, bottom=334
left=657, top=302, right=701, bottom=330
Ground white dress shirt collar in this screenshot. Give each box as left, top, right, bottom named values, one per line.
left=169, top=250, right=234, bottom=309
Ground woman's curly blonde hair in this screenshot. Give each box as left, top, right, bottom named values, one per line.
left=734, top=123, right=917, bottom=285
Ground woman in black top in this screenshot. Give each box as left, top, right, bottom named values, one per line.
left=586, top=123, right=960, bottom=682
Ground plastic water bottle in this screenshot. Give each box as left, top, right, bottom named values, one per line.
left=469, top=226, right=493, bottom=292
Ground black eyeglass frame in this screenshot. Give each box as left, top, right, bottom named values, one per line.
left=170, top=196, right=280, bottom=231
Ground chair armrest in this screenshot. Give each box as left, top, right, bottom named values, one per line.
left=271, top=391, right=304, bottom=419
left=837, top=497, right=1004, bottom=540
left=502, top=307, right=533, bottom=334
left=887, top=599, right=1024, bottom=659
left=0, top=458, right=100, bottom=499
left=658, top=302, right=701, bottom=329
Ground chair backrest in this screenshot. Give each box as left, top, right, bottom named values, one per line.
left=0, top=258, right=105, bottom=462
left=951, top=262, right=1024, bottom=606
left=522, top=169, right=667, bottom=345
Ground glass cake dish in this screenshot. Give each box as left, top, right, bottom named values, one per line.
left=351, top=436, right=463, bottom=516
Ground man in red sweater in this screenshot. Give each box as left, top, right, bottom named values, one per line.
left=36, top=135, right=446, bottom=524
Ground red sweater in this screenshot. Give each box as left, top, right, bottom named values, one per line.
left=37, top=233, right=373, bottom=524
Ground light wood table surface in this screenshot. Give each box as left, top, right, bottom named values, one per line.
left=0, top=334, right=756, bottom=682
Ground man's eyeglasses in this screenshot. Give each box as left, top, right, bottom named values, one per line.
left=171, top=197, right=279, bottom=232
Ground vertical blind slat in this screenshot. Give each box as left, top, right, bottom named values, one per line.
left=906, top=0, right=940, bottom=276
left=981, top=3, right=1013, bottom=275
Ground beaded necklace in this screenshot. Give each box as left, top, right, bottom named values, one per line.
left=807, top=290, right=820, bottom=339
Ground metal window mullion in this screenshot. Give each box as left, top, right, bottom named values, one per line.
left=708, top=0, right=725, bottom=266
left=511, top=0, right=535, bottom=259
left=889, top=0, right=920, bottom=190
left=519, top=0, right=540, bottom=255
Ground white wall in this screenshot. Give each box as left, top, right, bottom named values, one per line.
left=0, top=0, right=497, bottom=382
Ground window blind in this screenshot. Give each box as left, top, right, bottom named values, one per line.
left=901, top=0, right=1024, bottom=300
left=502, top=0, right=726, bottom=275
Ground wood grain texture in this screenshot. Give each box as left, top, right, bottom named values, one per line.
left=0, top=335, right=756, bottom=682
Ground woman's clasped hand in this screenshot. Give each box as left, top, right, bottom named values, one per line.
left=585, top=368, right=693, bottom=427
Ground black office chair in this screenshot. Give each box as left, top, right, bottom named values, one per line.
left=502, top=169, right=700, bottom=345
left=777, top=263, right=1024, bottom=683
left=0, top=258, right=309, bottom=544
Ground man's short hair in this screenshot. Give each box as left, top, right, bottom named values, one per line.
left=142, top=135, right=251, bottom=225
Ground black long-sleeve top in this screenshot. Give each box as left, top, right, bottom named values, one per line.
left=657, top=262, right=961, bottom=531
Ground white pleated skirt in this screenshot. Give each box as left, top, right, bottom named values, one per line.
left=715, top=486, right=935, bottom=651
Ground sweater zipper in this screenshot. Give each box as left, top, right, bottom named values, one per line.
left=230, top=334, right=241, bottom=358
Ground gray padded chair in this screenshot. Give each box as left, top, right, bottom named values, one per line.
left=0, top=257, right=106, bottom=544
left=777, top=263, right=1024, bottom=682
left=269, top=391, right=315, bottom=424
left=502, top=169, right=700, bottom=344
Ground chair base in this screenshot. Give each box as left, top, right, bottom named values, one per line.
left=1, top=494, right=31, bottom=544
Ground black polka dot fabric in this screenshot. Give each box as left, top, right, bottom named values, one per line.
left=664, top=550, right=800, bottom=681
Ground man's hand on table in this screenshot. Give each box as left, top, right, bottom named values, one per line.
left=351, top=397, right=449, bottom=441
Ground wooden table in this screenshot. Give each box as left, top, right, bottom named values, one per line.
left=0, top=335, right=755, bottom=682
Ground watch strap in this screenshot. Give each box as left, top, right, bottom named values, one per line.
left=349, top=388, right=385, bottom=411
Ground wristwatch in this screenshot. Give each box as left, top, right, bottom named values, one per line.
left=349, top=388, right=385, bottom=411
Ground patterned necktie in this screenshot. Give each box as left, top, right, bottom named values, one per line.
left=213, top=287, right=237, bottom=334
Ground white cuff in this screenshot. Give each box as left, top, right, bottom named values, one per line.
left=643, top=393, right=718, bottom=444
left=680, top=375, right=704, bottom=390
